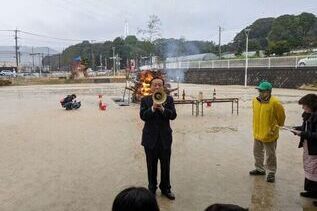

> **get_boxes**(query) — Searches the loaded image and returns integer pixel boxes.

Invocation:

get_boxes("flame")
[138,71,154,97]
[133,70,164,101]
[141,82,151,96]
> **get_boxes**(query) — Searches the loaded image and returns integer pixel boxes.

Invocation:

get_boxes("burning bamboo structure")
[125,69,178,103]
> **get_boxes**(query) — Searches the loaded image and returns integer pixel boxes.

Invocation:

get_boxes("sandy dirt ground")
[0,83,315,211]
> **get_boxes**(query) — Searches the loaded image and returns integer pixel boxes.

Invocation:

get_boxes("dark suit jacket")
[140,95,177,149]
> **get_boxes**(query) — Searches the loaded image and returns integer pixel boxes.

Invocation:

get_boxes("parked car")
[0,70,16,77]
[298,52,317,66]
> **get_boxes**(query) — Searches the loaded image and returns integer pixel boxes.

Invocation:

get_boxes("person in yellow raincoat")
[249,81,285,183]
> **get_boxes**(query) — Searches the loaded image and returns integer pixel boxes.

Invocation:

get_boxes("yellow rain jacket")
[252,96,286,142]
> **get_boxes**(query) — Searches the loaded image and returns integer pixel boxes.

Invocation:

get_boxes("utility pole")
[47,47,50,72]
[40,53,44,77]
[116,54,121,73]
[31,47,34,71]
[38,54,41,76]
[60,48,64,71]
[18,52,21,64]
[218,26,222,59]
[58,53,61,71]
[112,47,116,76]
[14,29,19,68]
[244,28,251,87]
[90,40,95,71]
[99,54,102,70]
[30,48,40,72]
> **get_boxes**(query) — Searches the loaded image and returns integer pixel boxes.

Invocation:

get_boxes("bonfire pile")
[126,69,177,103]
[70,59,88,79]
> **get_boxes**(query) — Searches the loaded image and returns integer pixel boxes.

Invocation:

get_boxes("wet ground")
[0,83,316,211]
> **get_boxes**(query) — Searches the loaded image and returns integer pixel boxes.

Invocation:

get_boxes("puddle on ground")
[206,127,238,133]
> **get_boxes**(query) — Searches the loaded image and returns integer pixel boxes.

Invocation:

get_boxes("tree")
[269,13,317,49]
[230,13,317,54]
[268,41,290,56]
[299,12,316,37]
[233,18,274,53]
[125,35,138,46]
[138,15,162,42]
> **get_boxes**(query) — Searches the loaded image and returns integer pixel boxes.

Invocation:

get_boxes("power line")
[19,30,85,42]
[0,30,15,32]
[0,50,46,54]
[19,36,76,45]
[19,30,107,44]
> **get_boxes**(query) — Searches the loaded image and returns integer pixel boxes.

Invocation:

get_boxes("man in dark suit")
[140,77,177,200]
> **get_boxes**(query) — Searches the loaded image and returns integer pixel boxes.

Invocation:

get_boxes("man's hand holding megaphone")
[151,89,167,112]
[152,103,164,112]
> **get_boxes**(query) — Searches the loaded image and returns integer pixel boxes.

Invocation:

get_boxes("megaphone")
[152,89,167,105]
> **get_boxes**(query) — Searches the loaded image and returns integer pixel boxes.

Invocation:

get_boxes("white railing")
[164,55,310,69]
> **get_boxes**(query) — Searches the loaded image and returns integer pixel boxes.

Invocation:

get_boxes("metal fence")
[164,55,310,69]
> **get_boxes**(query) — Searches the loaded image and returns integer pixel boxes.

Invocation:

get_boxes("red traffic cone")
[98,94,107,111]
[206,102,212,107]
[99,101,107,110]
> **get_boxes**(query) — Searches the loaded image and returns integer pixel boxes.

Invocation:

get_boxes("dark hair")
[298,94,317,112]
[205,204,248,211]
[112,187,159,211]
[150,77,165,86]
[71,94,76,98]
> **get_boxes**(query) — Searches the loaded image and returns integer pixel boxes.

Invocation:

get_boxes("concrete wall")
[165,67,317,88]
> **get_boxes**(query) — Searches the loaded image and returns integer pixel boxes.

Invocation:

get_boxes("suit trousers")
[144,139,171,192]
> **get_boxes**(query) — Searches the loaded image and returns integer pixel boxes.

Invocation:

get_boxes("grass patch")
[0,79,12,86]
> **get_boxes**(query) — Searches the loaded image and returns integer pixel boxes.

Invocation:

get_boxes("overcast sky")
[0,0,316,51]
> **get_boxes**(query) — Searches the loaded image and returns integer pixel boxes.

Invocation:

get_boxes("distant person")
[140,77,177,200]
[205,203,248,211]
[60,94,81,110]
[249,81,285,183]
[12,70,16,77]
[112,187,159,211]
[292,94,317,200]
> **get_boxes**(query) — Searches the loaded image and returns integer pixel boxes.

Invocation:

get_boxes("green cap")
[256,81,272,91]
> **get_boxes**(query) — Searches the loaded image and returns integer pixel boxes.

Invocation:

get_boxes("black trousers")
[305,178,317,192]
[144,141,171,192]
